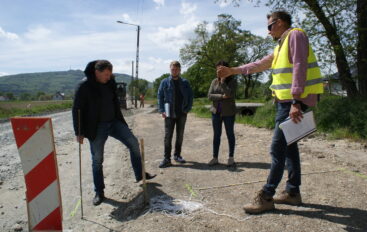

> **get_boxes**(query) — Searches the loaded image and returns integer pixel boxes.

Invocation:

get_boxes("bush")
[236,100,276,129]
[315,95,367,139]
[191,95,367,141]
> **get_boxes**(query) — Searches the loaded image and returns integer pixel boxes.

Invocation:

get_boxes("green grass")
[235,100,276,129]
[191,95,367,141]
[314,95,367,140]
[191,105,211,118]
[0,100,72,119]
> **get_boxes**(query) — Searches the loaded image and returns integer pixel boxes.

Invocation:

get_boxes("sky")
[0,0,272,82]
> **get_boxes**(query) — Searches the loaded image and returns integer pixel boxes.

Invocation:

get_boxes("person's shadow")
[172,160,270,173]
[275,203,367,232]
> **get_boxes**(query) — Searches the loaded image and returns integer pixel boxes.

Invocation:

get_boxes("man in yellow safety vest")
[217,10,323,214]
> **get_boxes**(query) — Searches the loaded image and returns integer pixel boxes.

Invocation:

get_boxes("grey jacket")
[208,77,237,117]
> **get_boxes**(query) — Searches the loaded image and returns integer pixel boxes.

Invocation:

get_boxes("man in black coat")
[72,60,155,206]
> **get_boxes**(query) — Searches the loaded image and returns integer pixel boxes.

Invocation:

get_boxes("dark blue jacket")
[157,76,193,115]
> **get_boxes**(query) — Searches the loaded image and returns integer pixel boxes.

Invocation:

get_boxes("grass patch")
[192,95,367,141]
[236,100,276,129]
[314,95,367,139]
[193,98,211,106]
[191,105,211,118]
[0,100,72,119]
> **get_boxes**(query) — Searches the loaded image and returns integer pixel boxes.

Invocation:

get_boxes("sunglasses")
[267,20,278,31]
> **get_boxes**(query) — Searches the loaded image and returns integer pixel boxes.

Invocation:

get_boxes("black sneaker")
[159,158,172,168]
[93,193,105,206]
[136,172,157,182]
[174,155,186,163]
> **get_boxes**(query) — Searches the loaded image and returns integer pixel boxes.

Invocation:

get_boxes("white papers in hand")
[279,110,316,145]
[164,103,170,117]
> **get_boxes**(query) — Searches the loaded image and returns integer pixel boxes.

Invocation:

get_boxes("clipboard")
[279,110,317,145]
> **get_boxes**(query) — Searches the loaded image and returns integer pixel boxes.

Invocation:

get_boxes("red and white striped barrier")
[11,117,63,231]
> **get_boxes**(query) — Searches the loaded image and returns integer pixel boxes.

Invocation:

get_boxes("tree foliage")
[180,14,273,98]
[219,0,367,98]
[152,73,170,97]
[128,79,149,98]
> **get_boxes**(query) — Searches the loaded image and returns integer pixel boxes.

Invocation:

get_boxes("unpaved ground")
[0,106,366,232]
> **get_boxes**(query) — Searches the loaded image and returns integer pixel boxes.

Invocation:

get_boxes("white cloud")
[149,17,199,52]
[217,0,231,8]
[0,72,9,76]
[113,57,169,81]
[180,1,197,16]
[206,22,215,33]
[152,0,165,9]
[120,13,139,25]
[25,25,52,40]
[0,27,19,40]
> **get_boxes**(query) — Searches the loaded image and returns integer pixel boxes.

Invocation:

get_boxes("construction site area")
[0,106,366,232]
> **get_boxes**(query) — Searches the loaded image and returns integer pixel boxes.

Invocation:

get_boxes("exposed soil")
[0,105,366,232]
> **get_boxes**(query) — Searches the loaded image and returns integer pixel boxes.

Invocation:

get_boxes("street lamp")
[116,20,140,108]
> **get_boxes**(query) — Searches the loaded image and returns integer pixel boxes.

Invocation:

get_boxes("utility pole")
[135,25,140,108]
[131,61,134,108]
[116,20,140,108]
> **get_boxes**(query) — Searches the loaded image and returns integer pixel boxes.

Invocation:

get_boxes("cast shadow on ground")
[274,203,367,232]
[103,182,170,223]
[172,160,270,173]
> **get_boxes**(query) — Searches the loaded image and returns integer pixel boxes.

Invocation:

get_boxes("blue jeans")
[88,120,142,194]
[212,113,235,158]
[164,114,187,159]
[263,102,307,196]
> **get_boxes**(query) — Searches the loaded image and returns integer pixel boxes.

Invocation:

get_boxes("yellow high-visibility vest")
[270,28,324,100]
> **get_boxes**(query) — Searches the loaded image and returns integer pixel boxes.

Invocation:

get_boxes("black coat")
[72,60,127,140]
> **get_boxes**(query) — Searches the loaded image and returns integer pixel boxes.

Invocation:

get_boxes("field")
[0,100,72,119]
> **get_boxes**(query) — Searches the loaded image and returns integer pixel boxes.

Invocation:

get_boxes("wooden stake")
[78,110,84,219]
[140,138,148,205]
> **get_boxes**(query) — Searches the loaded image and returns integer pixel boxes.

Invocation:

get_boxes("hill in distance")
[0,70,133,96]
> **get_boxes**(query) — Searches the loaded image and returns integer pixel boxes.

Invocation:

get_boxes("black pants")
[164,114,187,159]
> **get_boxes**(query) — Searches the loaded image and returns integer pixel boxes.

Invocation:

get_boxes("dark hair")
[216,60,233,83]
[170,60,181,69]
[216,60,229,67]
[95,60,113,72]
[267,10,292,27]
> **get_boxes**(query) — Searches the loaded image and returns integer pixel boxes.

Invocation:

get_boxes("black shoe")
[136,172,157,182]
[174,155,186,163]
[93,193,105,206]
[159,158,172,168]
[146,172,157,180]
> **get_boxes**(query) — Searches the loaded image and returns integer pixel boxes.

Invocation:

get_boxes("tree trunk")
[303,0,359,97]
[243,74,251,99]
[357,0,367,97]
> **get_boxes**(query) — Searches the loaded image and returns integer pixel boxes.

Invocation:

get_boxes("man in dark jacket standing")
[157,61,193,168]
[72,60,155,206]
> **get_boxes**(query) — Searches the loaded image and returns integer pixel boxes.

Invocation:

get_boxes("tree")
[20,93,32,101]
[180,14,273,98]
[182,63,213,97]
[153,73,170,97]
[36,91,46,100]
[5,92,15,100]
[129,79,149,99]
[220,0,367,98]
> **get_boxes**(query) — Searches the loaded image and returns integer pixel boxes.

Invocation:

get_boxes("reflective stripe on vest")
[270,28,324,100]
[271,61,319,75]
[270,78,324,90]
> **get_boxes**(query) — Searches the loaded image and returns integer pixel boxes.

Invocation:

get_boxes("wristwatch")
[291,99,302,105]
